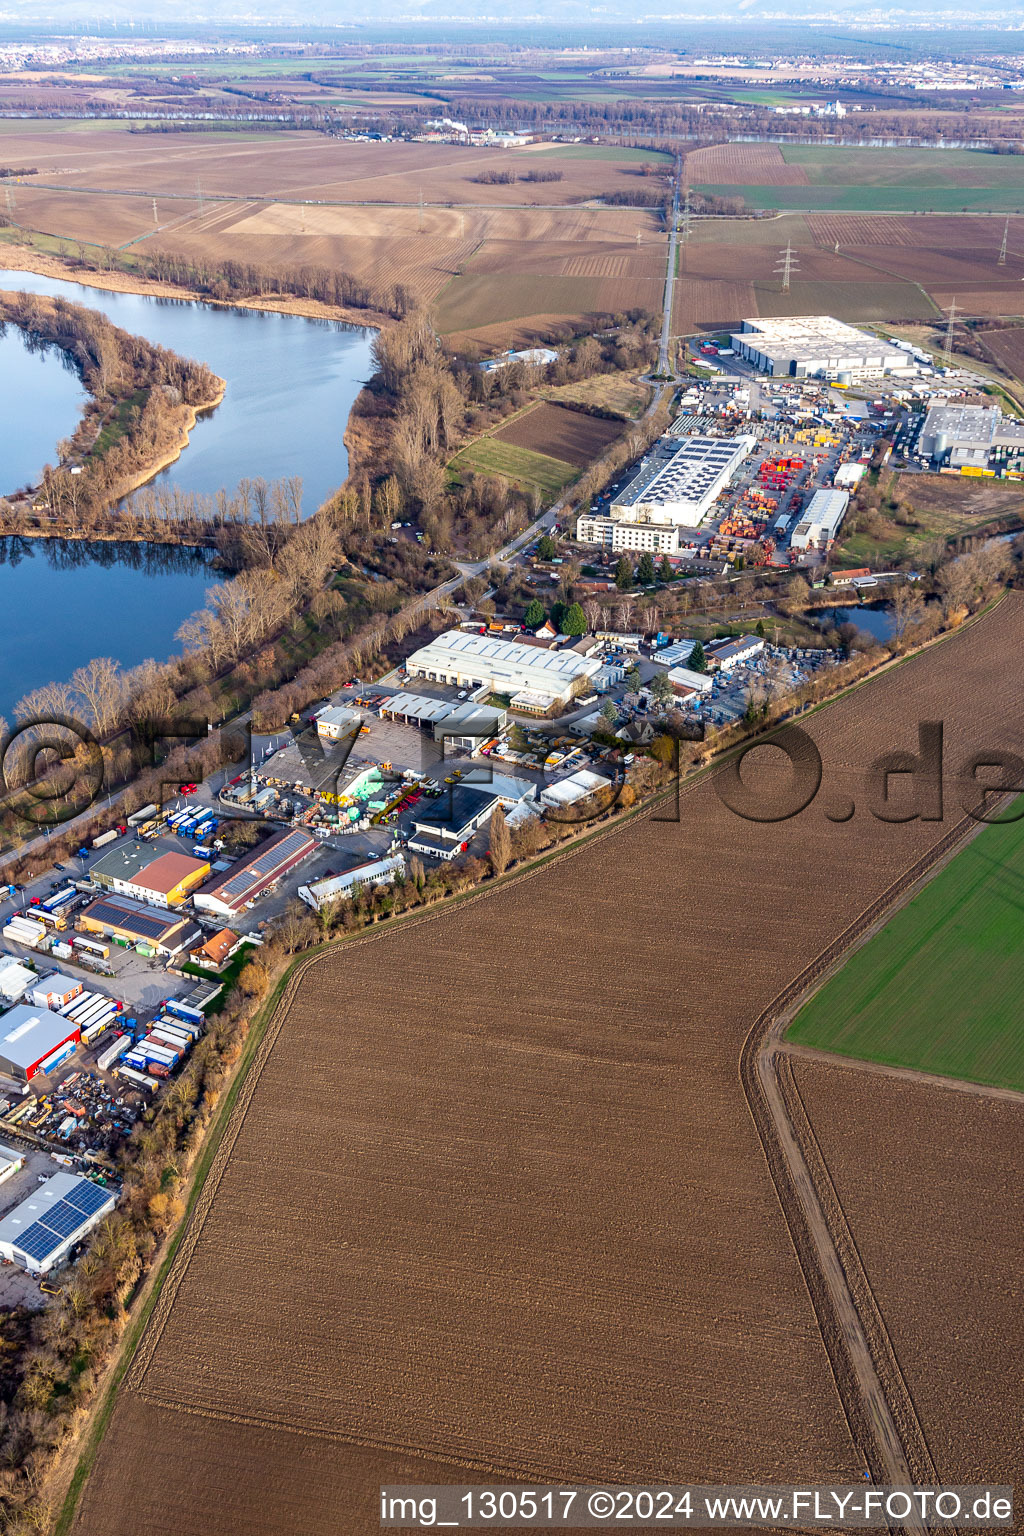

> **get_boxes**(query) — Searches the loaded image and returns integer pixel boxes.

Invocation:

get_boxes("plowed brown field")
[685,142,810,186]
[69,595,1024,1536]
[978,324,1024,381]
[491,401,622,465]
[673,276,758,333]
[791,1057,1024,1494]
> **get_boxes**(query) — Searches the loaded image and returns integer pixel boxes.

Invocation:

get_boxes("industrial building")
[667,665,714,694]
[538,769,611,811]
[0,1145,24,1187]
[606,434,755,530]
[193,828,316,919]
[917,403,1024,469]
[731,317,914,381]
[314,705,361,742]
[574,515,681,554]
[0,957,35,1003]
[405,630,601,709]
[90,845,210,907]
[77,895,202,957]
[298,854,406,911]
[706,635,766,670]
[0,1004,80,1083]
[790,489,850,552]
[29,973,83,1011]
[407,785,504,861]
[377,692,507,747]
[0,1171,117,1274]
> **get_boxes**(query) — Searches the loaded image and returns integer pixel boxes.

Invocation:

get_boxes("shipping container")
[91,829,118,849]
[74,936,110,960]
[81,1020,109,1045]
[97,1035,132,1072]
[127,803,159,827]
[117,1065,158,1092]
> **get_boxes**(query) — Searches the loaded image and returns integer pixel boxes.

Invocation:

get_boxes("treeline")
[0,166,36,177]
[21,241,417,322]
[0,476,306,560]
[0,290,223,518]
[472,168,564,184]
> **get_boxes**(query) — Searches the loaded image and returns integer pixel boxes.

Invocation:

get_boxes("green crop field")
[449,437,577,495]
[781,144,1024,187]
[697,183,1024,212]
[788,805,1024,1090]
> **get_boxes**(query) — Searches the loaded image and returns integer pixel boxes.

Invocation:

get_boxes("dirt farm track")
[69,597,1024,1536]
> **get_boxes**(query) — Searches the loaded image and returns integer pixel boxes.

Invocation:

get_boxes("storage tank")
[932,431,949,462]
[837,371,854,389]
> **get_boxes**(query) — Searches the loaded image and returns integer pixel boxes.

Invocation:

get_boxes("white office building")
[405,630,601,707]
[731,317,914,381]
[575,515,680,554]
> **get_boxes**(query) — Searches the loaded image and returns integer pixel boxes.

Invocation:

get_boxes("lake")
[0,267,375,513]
[0,267,375,716]
[822,604,897,641]
[0,320,87,494]
[0,537,223,726]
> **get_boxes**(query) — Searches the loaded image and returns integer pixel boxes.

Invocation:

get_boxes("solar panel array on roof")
[216,831,311,901]
[18,1222,60,1264]
[82,899,174,941]
[13,1182,111,1264]
[65,1180,111,1218]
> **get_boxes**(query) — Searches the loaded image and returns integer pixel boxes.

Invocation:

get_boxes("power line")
[775,239,798,293]
[942,297,958,368]
[998,215,1009,266]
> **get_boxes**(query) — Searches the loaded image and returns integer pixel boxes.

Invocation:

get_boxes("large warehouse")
[91,844,210,907]
[0,1171,117,1274]
[606,433,755,529]
[731,317,914,380]
[918,403,1024,468]
[0,1004,80,1082]
[405,630,601,708]
[790,489,850,551]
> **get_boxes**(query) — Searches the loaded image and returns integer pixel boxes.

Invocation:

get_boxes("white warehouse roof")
[405,630,601,703]
[732,316,912,379]
[611,435,755,528]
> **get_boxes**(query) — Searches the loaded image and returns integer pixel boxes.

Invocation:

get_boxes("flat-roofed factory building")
[0,1004,81,1083]
[606,434,755,530]
[0,1172,117,1274]
[404,630,601,710]
[731,316,914,380]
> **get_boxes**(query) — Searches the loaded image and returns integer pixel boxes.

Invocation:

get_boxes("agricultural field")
[69,595,1024,1536]
[448,435,577,495]
[792,1060,1024,1494]
[489,400,622,467]
[0,122,670,317]
[542,370,651,419]
[788,805,1024,1089]
[976,323,1024,382]
[690,145,1024,212]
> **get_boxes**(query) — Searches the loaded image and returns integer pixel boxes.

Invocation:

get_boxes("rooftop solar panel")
[39,1200,86,1240]
[85,900,174,941]
[64,1180,112,1218]
[17,1221,61,1263]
